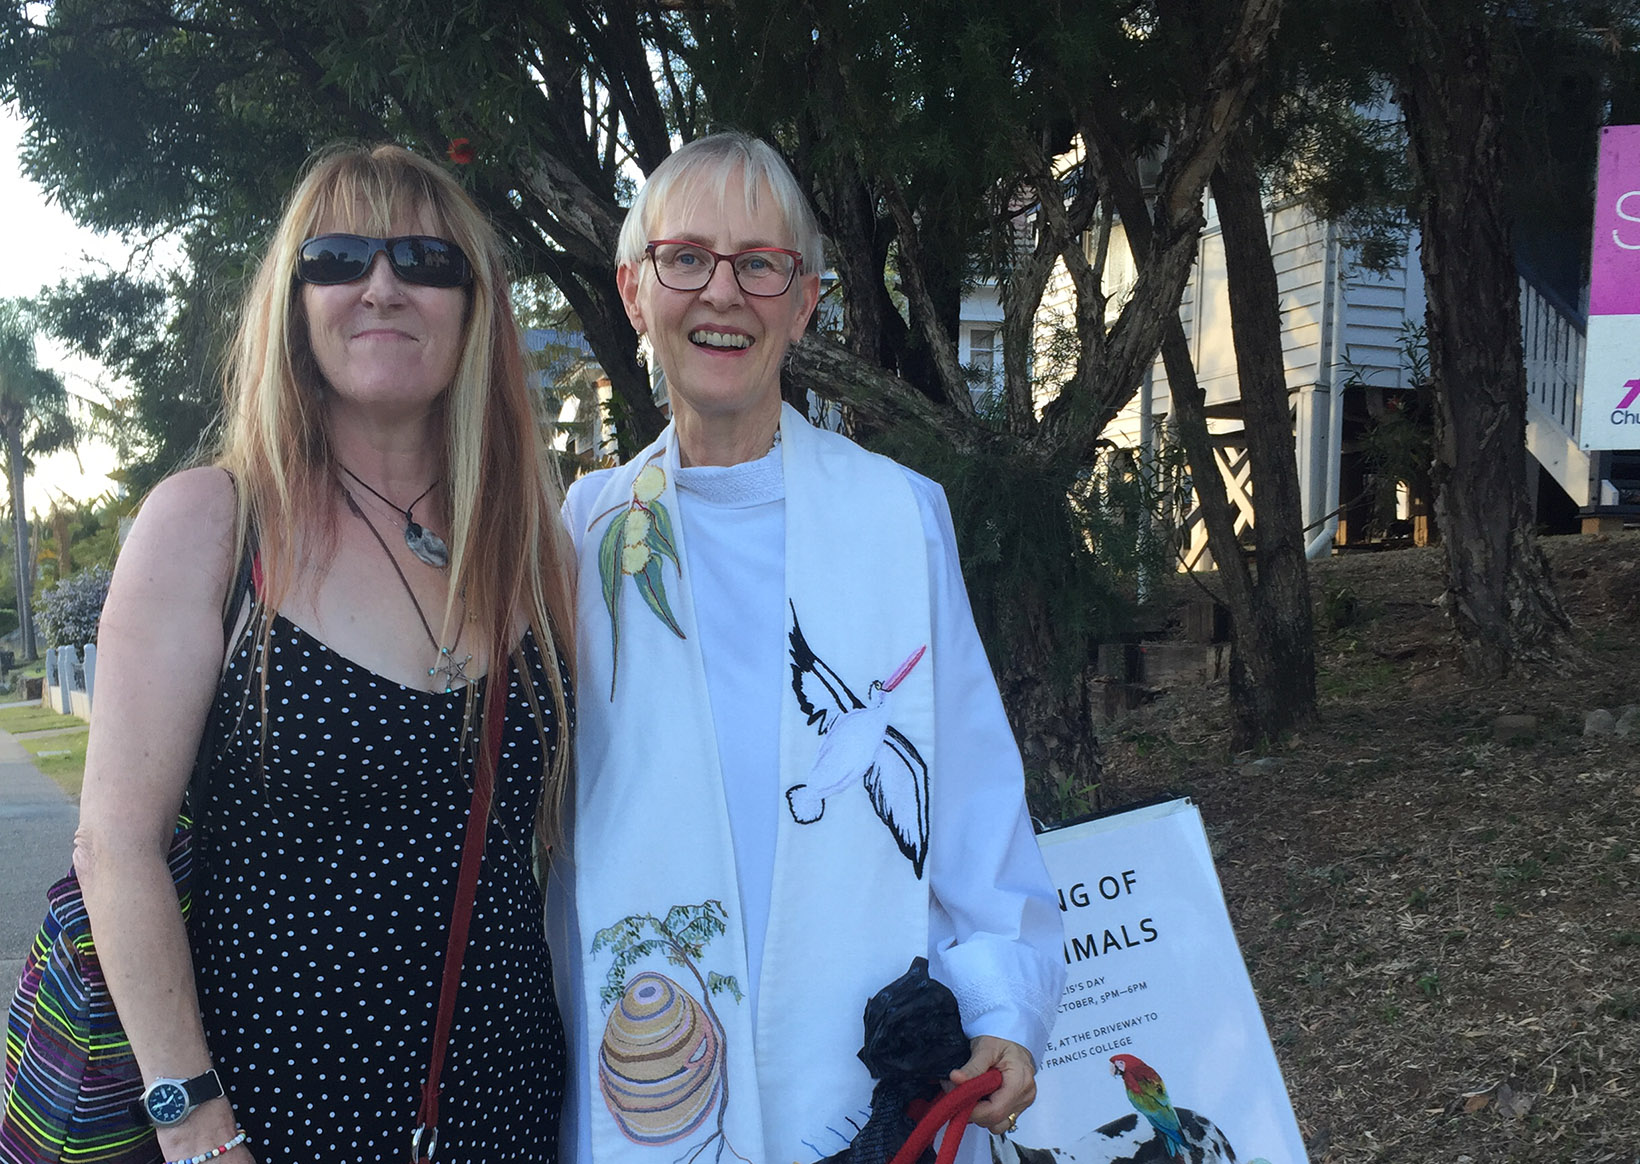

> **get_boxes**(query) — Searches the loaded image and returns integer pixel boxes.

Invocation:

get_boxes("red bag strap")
[887,1068,1003,1164]
[410,663,509,1163]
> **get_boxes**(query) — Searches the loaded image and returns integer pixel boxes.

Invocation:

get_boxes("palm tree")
[0,299,77,661]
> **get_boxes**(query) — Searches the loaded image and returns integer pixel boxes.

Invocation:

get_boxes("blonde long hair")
[218,142,575,847]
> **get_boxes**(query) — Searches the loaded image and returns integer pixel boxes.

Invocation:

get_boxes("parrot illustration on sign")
[787,604,930,877]
[1110,1053,1187,1161]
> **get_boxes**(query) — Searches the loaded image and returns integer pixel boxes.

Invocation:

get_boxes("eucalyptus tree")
[3,0,678,462]
[684,0,1286,779]
[2,0,1285,809]
[1373,0,1638,678]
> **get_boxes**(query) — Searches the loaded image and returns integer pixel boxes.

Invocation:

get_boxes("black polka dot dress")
[190,613,567,1162]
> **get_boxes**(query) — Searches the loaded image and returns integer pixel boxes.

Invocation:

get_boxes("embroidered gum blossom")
[690,328,752,350]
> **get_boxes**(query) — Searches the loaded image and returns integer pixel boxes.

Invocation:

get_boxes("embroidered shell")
[598,971,724,1145]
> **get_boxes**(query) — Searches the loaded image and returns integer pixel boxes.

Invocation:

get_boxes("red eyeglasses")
[645,240,804,297]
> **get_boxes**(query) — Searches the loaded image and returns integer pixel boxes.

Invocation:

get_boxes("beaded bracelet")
[164,1129,249,1164]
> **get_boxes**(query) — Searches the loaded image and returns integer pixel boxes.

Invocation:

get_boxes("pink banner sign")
[1590,125,1640,316]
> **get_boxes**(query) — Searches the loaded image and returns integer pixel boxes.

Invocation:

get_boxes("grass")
[0,703,89,798]
[0,704,86,735]
[18,729,89,798]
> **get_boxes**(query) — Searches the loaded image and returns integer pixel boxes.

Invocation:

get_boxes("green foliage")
[1249,0,1417,273]
[5,0,671,475]
[870,421,1173,691]
[0,297,81,658]
[24,0,1625,771]
[1601,991,1638,1021]
[35,495,131,589]
[1495,858,1544,884]
[34,565,112,647]
[589,900,739,1012]
[39,257,238,492]
[0,300,77,465]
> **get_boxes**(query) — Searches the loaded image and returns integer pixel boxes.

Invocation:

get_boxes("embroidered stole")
[571,404,936,1164]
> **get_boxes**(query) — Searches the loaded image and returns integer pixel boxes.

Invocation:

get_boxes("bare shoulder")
[134,466,238,529]
[111,467,239,623]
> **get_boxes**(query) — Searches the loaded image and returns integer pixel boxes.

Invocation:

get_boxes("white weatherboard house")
[1015,175,1637,569]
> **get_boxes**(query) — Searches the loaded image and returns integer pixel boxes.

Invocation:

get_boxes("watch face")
[145,1081,190,1125]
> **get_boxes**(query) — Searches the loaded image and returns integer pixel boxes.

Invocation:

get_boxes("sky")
[1,103,136,512]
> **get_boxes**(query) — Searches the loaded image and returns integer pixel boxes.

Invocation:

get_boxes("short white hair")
[616,132,824,276]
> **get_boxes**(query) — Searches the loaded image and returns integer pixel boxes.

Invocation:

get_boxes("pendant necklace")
[340,486,472,692]
[338,464,450,569]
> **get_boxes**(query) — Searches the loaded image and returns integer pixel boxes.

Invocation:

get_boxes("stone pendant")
[405,521,450,569]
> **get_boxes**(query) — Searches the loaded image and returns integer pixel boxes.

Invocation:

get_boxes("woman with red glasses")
[68,145,574,1162]
[553,132,1063,1164]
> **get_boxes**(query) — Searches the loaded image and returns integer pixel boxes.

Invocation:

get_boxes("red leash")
[887,1068,1004,1164]
[411,672,508,1163]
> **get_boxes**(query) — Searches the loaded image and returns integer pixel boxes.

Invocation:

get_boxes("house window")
[969,328,999,403]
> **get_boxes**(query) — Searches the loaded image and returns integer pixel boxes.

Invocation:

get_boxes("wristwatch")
[129,1069,225,1127]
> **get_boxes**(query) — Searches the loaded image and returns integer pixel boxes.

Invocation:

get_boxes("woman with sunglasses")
[553,133,1064,1164]
[72,144,573,1163]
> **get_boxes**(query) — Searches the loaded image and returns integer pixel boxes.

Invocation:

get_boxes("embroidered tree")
[592,900,746,1164]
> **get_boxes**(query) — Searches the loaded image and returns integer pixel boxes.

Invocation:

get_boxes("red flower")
[447,138,475,165]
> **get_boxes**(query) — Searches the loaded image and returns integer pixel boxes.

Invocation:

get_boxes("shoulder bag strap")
[185,531,258,819]
[181,482,258,917]
[412,651,509,1164]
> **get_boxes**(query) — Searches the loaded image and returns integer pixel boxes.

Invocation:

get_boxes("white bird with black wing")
[786,606,931,878]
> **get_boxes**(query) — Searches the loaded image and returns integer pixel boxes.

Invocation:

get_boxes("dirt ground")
[1097,532,1640,1163]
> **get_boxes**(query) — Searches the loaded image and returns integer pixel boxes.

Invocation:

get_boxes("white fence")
[42,644,96,721]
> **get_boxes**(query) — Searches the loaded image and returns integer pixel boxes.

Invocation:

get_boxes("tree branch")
[786,333,979,453]
[879,182,976,418]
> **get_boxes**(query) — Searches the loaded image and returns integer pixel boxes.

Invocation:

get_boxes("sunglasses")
[296,234,473,288]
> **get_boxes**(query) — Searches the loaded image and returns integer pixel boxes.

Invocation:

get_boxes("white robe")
[555,435,1065,1164]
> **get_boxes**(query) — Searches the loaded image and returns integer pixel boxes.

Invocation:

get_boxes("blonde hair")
[616,132,824,275]
[218,142,575,847]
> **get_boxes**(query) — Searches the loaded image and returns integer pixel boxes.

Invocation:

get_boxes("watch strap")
[183,1069,225,1108]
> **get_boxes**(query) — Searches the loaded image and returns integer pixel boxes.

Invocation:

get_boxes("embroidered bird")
[1110,1054,1187,1161]
[787,605,931,878]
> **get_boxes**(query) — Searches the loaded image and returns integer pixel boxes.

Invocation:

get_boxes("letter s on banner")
[1614,190,1640,249]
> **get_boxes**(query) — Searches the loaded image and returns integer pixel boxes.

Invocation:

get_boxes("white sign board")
[999,799,1307,1164]
[1581,124,1640,449]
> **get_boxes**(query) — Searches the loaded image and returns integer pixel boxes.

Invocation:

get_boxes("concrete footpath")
[0,718,79,990]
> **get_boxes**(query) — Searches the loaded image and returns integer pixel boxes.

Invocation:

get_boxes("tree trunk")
[1212,142,1318,744]
[1389,4,1573,677]
[992,592,1103,823]
[6,428,35,660]
[1157,322,1271,744]
[1093,107,1315,749]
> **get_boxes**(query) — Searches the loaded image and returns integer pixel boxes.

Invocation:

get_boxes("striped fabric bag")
[3,521,251,1164]
[0,820,193,1164]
